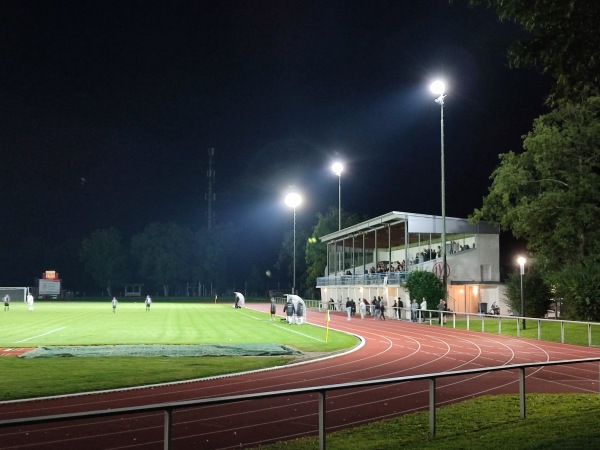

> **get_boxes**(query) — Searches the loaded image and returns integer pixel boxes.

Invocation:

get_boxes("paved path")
[2,305,600,449]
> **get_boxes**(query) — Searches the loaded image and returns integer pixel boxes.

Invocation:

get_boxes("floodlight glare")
[430,80,446,95]
[331,161,343,177]
[285,192,302,208]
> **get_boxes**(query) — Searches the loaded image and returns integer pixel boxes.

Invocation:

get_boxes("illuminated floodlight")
[429,80,446,96]
[331,161,343,177]
[285,191,302,209]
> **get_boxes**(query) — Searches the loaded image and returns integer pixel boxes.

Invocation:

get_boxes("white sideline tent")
[233,292,245,308]
[285,294,306,324]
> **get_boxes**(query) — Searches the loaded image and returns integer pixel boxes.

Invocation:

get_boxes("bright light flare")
[285,191,302,208]
[429,80,446,96]
[331,161,343,176]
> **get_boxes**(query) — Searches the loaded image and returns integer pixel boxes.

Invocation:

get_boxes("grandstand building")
[316,211,505,317]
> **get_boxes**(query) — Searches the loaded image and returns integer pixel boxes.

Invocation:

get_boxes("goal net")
[0,287,28,302]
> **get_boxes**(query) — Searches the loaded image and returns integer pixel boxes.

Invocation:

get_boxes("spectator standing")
[411,299,418,322]
[438,299,445,324]
[373,297,381,320]
[364,298,371,316]
[420,297,428,323]
[359,299,367,319]
[285,299,295,324]
[346,298,352,320]
[270,297,277,321]
[296,300,304,324]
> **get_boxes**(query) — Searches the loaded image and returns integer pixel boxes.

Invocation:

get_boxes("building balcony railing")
[316,272,408,287]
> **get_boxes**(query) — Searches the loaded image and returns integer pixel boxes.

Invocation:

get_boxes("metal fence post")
[519,368,526,420]
[319,390,326,450]
[429,378,436,437]
[164,408,172,450]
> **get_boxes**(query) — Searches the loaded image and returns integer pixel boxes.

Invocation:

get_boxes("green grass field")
[0,301,354,350]
[0,301,357,400]
[429,315,600,347]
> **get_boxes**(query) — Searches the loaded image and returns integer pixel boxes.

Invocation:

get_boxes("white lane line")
[15,327,66,343]
[274,324,323,341]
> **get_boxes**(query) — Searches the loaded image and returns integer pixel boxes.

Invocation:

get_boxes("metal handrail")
[2,357,599,450]
[389,308,600,347]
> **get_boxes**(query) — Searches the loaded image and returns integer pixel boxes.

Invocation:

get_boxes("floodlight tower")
[518,256,527,330]
[331,161,343,231]
[285,189,302,295]
[206,147,216,229]
[430,80,447,301]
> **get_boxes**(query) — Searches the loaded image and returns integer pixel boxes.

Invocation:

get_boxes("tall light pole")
[518,256,526,330]
[331,161,343,231]
[285,189,302,295]
[430,79,447,301]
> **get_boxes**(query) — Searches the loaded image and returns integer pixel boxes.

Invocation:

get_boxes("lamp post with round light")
[331,161,343,231]
[285,189,302,295]
[518,256,526,330]
[430,79,447,300]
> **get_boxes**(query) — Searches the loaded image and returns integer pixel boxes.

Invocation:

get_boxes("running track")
[2,304,600,449]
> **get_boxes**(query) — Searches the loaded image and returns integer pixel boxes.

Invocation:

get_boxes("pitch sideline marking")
[15,327,66,343]
[274,323,323,341]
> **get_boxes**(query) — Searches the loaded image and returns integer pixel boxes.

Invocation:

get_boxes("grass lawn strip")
[259,393,600,449]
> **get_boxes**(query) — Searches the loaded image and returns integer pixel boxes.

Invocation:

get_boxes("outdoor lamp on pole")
[285,189,302,295]
[430,79,447,301]
[518,256,526,330]
[331,161,343,231]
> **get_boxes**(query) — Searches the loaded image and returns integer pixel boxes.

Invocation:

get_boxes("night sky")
[1,1,550,286]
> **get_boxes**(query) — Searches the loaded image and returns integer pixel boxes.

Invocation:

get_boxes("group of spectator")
[340,295,406,321]
[409,297,449,323]
[329,296,451,324]
[367,260,407,274]
[412,241,477,265]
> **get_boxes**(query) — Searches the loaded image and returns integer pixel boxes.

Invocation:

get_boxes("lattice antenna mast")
[206,147,216,229]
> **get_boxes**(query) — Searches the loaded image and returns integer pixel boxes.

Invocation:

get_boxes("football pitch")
[0,302,357,400]
[0,301,356,351]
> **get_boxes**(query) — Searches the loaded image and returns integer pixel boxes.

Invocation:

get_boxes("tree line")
[469,0,600,320]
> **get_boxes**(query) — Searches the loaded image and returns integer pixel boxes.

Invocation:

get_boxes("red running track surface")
[1,304,600,449]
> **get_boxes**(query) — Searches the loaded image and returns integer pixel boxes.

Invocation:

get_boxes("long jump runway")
[2,305,600,449]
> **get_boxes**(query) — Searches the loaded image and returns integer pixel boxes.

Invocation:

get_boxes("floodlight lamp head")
[285,191,302,209]
[331,161,343,177]
[430,80,446,96]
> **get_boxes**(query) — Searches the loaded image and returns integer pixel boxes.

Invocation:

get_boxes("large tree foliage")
[504,266,552,318]
[79,228,126,296]
[473,98,600,320]
[405,271,445,305]
[472,98,600,273]
[471,0,600,103]
[130,222,194,297]
[554,256,600,321]
[190,224,237,294]
[304,207,364,299]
